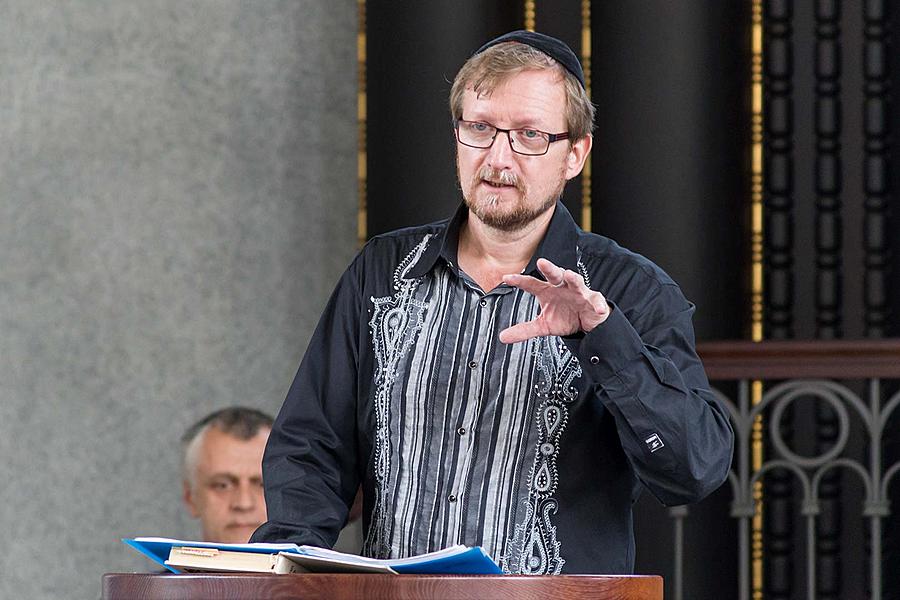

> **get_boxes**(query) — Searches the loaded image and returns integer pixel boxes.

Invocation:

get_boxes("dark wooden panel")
[863,0,892,338]
[762,2,798,596]
[764,0,796,341]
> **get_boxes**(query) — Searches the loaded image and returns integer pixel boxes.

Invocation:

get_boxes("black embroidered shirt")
[252,202,734,574]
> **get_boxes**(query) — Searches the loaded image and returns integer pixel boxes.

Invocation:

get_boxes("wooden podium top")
[102,572,662,599]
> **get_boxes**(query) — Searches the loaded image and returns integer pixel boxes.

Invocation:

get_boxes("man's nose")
[485,130,516,169]
[231,481,258,511]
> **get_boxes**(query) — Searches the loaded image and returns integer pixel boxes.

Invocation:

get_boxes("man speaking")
[252,31,734,575]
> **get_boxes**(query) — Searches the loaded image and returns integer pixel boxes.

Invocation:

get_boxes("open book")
[164,545,396,574]
[123,537,502,575]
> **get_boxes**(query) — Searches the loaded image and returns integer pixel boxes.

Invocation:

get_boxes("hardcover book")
[163,546,394,574]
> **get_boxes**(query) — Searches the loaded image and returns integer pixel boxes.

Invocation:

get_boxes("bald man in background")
[181,406,364,549]
[181,407,273,544]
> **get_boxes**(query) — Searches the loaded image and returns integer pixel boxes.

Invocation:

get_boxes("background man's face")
[182,426,269,543]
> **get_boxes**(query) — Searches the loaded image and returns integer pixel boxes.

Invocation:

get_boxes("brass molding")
[581,0,592,232]
[751,0,764,344]
[357,0,367,248]
[750,1,764,598]
[524,0,535,31]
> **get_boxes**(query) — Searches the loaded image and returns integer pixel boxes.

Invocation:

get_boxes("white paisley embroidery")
[500,336,581,575]
[364,234,432,558]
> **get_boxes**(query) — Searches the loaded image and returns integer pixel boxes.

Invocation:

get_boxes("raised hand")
[499,257,610,344]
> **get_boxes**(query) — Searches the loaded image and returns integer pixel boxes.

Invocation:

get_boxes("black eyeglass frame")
[453,119,570,156]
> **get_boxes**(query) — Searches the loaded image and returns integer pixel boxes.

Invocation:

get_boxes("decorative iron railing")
[671,340,900,600]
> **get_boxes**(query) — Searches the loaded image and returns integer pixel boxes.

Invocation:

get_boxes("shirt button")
[480,299,488,307]
[448,494,457,503]
[457,427,466,435]
[468,360,478,369]
[590,356,600,365]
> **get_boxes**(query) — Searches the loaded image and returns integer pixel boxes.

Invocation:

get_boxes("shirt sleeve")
[250,253,365,547]
[566,283,734,506]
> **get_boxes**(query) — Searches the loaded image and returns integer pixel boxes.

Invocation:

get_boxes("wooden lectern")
[102,573,662,599]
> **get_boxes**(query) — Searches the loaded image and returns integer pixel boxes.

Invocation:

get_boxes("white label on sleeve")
[644,433,664,453]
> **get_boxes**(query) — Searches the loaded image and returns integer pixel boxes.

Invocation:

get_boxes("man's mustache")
[475,166,525,192]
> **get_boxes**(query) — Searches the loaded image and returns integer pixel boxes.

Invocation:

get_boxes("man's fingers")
[536,258,565,286]
[502,273,548,294]
[563,268,587,290]
[499,321,544,344]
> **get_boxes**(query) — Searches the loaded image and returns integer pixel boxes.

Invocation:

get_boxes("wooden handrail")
[696,339,900,380]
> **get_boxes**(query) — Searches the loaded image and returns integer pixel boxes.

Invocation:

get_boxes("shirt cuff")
[563,301,644,381]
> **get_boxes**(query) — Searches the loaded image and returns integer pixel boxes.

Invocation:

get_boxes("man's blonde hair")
[449,42,595,141]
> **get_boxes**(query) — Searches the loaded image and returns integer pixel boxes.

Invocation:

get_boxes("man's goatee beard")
[463,165,562,232]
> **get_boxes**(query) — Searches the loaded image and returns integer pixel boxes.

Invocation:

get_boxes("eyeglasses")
[454,119,569,156]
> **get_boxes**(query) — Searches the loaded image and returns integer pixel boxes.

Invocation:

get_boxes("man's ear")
[183,479,200,518]
[564,134,593,180]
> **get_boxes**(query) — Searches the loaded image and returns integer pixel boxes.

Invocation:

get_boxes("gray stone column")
[0,2,357,598]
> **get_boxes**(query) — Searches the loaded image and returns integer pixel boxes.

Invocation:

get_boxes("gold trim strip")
[750,0,763,340]
[357,0,367,248]
[750,0,764,598]
[581,0,592,232]
[524,0,535,31]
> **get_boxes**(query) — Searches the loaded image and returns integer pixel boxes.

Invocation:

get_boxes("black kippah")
[475,30,586,89]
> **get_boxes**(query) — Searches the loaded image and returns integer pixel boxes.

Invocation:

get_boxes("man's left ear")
[183,480,201,518]
[565,134,593,180]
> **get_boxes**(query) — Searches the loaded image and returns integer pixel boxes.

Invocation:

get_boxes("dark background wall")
[589,5,747,599]
[367,0,523,235]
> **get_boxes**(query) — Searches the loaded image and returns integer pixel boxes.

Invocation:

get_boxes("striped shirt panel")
[366,258,550,565]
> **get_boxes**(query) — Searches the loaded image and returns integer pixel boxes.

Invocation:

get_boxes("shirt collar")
[520,201,580,277]
[403,203,467,279]
[404,201,581,280]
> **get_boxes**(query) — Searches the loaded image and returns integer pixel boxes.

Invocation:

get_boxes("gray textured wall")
[0,2,357,597]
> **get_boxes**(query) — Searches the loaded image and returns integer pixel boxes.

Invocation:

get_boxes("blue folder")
[123,537,502,575]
